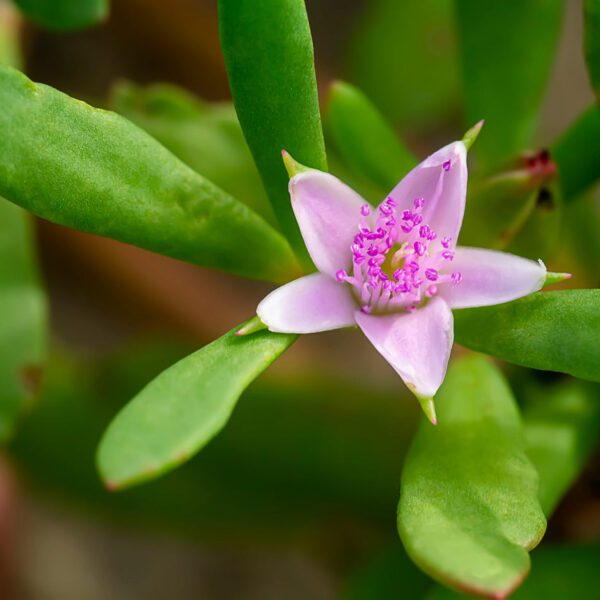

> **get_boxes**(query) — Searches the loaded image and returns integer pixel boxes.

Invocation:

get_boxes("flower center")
[336,195,462,314]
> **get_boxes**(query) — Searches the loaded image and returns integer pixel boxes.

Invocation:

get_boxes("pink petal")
[355,297,454,400]
[257,273,357,334]
[290,170,371,277]
[387,141,467,247]
[440,247,547,309]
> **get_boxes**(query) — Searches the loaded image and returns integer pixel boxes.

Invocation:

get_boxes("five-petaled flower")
[255,137,550,423]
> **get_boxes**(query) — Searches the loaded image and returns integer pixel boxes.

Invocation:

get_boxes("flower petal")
[440,247,547,309]
[290,170,371,277]
[387,141,467,247]
[355,297,454,400]
[257,273,357,334]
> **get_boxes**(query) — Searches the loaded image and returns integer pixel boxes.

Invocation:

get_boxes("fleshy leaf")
[0,66,298,283]
[427,545,600,599]
[523,381,600,516]
[454,291,600,382]
[13,0,108,31]
[456,0,564,166]
[398,355,546,599]
[218,0,328,268]
[0,200,47,441]
[96,321,297,490]
[326,80,416,191]
[553,105,600,202]
[110,81,276,224]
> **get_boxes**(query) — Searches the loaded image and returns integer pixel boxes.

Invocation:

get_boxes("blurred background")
[0,0,598,598]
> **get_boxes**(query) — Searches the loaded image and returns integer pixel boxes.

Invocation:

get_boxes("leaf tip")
[418,396,438,425]
[104,479,120,492]
[463,119,485,151]
[544,271,572,286]
[236,316,267,337]
[282,150,309,178]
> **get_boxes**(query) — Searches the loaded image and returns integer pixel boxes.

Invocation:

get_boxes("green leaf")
[398,355,546,599]
[326,81,416,191]
[13,0,107,31]
[110,81,276,225]
[455,0,564,166]
[346,0,459,129]
[218,0,328,268]
[523,381,600,516]
[427,544,600,599]
[454,291,600,382]
[96,322,297,490]
[585,0,600,99]
[0,200,47,441]
[553,105,600,202]
[0,66,298,283]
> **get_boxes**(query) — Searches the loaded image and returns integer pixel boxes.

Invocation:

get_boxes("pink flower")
[256,139,550,423]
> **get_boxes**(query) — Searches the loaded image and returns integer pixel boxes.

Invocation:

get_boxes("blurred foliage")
[325,80,415,192]
[13,0,108,31]
[10,340,420,545]
[456,0,564,167]
[554,105,600,202]
[0,1,21,68]
[341,542,430,600]
[585,0,600,101]
[0,1,47,443]
[522,380,600,516]
[460,157,561,259]
[0,200,47,441]
[345,0,459,129]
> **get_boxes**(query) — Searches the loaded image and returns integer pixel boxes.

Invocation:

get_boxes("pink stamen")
[335,196,462,314]
[336,269,347,282]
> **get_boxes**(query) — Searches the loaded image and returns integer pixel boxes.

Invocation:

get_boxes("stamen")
[414,241,426,256]
[335,197,462,314]
[425,268,438,281]
[336,269,348,282]
[442,160,451,172]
